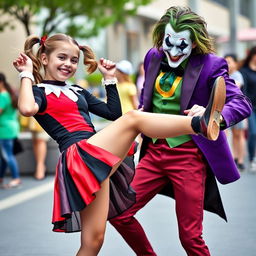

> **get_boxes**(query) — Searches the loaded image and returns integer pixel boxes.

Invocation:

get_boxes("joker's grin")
[166,52,185,62]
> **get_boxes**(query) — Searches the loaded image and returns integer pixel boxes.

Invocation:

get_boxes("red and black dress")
[32,80,136,233]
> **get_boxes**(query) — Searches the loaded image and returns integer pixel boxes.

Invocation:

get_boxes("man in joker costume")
[110,6,251,256]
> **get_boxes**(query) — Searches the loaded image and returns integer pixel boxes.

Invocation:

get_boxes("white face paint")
[162,23,193,68]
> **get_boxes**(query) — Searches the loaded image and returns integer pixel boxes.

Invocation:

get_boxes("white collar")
[37,83,83,102]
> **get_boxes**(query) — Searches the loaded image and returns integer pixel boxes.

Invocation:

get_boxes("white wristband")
[19,71,35,83]
[101,77,118,86]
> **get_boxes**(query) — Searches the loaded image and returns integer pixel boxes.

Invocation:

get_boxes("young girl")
[13,33,225,256]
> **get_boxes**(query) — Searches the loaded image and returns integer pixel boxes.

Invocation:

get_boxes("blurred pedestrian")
[116,60,138,114]
[0,73,21,188]
[240,46,256,172]
[19,115,49,180]
[28,117,49,180]
[134,62,145,100]
[225,54,246,171]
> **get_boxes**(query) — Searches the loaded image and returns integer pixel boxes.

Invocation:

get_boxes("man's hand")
[184,104,205,117]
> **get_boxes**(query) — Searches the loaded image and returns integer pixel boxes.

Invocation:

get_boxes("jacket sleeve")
[210,56,252,128]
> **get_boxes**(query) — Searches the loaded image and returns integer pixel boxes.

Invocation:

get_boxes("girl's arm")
[85,58,122,120]
[83,85,122,120]
[13,53,39,116]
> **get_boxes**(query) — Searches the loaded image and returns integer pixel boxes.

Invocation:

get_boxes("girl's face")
[42,41,79,81]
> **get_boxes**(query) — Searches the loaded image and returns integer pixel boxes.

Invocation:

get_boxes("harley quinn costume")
[32,80,136,233]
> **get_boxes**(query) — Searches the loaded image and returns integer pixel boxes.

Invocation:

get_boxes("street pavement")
[0,167,256,256]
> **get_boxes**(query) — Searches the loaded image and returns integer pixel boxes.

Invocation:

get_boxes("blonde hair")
[24,33,98,84]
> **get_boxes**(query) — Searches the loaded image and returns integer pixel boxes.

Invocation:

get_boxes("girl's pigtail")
[79,45,98,74]
[24,35,43,84]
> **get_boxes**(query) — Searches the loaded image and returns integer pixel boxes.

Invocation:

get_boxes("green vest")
[152,71,191,148]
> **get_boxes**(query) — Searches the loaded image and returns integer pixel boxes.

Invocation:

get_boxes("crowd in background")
[225,47,256,172]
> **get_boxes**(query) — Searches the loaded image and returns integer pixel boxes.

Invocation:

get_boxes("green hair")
[153,6,214,54]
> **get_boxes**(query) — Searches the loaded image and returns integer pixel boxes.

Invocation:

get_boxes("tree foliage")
[0,0,152,37]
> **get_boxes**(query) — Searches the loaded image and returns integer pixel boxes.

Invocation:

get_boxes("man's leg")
[166,141,210,256]
[110,142,168,256]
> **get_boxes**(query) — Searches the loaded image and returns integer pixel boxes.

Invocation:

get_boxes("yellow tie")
[155,72,182,98]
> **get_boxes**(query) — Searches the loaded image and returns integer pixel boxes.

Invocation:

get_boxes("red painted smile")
[166,51,185,62]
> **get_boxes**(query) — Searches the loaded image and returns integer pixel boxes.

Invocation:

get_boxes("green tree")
[0,0,152,37]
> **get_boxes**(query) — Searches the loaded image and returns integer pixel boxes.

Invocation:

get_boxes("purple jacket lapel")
[180,55,204,113]
[143,49,164,110]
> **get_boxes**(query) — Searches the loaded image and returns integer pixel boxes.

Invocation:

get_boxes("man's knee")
[109,214,134,228]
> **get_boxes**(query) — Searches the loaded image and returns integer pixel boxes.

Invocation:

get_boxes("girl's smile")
[42,42,79,81]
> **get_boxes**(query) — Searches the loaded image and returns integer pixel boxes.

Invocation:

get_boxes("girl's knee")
[124,110,139,127]
[81,230,105,251]
[125,109,138,118]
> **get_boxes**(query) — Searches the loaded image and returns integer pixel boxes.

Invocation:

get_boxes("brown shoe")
[191,76,226,140]
[200,76,226,140]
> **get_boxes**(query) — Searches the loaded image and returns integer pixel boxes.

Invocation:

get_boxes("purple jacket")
[140,48,252,185]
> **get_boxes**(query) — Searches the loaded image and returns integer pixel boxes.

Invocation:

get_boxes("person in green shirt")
[0,73,21,188]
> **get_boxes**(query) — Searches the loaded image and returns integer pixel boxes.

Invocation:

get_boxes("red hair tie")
[79,45,83,50]
[40,35,48,46]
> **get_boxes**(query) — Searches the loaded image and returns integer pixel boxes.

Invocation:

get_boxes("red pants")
[110,140,210,256]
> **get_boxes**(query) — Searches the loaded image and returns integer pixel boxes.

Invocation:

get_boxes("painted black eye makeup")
[165,37,173,47]
[178,40,188,51]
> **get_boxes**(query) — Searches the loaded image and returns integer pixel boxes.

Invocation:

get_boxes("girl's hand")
[98,58,116,79]
[13,53,33,73]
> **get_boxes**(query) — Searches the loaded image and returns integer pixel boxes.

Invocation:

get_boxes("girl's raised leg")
[87,111,194,160]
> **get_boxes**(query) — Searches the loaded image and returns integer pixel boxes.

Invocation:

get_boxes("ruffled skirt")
[52,139,136,232]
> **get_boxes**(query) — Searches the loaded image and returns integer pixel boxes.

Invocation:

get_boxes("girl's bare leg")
[77,178,110,256]
[87,111,194,159]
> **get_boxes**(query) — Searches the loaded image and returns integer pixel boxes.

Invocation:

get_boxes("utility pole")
[229,0,239,54]
[250,0,256,27]
[188,0,199,13]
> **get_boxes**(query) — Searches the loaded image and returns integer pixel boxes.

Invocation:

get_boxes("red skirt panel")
[52,139,136,233]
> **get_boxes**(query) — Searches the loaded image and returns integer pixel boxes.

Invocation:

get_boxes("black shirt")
[240,66,256,110]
